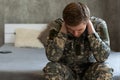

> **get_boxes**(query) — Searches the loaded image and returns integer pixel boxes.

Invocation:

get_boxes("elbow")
[46,49,62,62]
[96,48,111,62]
[47,56,60,62]
[103,47,111,60]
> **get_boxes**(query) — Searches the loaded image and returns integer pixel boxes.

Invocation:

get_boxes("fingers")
[60,22,67,34]
[87,20,96,34]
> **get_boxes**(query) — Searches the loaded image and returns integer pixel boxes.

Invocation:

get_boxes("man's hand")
[87,20,96,34]
[60,22,67,34]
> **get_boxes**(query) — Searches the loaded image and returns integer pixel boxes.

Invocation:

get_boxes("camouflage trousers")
[43,62,113,80]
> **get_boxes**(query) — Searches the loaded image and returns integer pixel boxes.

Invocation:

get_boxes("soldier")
[43,2,113,80]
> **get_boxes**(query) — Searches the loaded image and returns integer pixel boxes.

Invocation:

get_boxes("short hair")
[63,2,90,26]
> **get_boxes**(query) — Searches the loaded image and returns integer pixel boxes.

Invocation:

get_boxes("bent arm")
[45,19,67,62]
[88,20,110,62]
[46,32,67,62]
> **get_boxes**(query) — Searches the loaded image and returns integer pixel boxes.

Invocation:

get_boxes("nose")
[73,31,79,37]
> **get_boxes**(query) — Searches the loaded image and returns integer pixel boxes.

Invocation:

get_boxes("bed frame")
[4,24,47,43]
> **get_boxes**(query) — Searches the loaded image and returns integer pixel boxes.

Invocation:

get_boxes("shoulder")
[90,16,107,30]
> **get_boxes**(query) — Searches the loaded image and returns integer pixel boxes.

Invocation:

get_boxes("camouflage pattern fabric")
[43,16,113,80]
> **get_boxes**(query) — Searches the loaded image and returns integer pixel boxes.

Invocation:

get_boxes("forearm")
[88,32,110,62]
[46,32,67,62]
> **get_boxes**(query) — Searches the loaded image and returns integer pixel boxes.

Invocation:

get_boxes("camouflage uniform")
[43,16,113,80]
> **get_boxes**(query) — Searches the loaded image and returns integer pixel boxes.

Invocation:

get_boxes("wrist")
[87,20,95,34]
[87,28,95,35]
[88,32,100,39]
[60,22,67,34]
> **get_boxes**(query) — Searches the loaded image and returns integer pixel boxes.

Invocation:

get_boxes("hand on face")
[60,22,67,34]
[87,20,96,34]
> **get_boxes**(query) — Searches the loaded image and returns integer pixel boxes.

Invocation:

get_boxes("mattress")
[0,44,49,80]
[106,51,120,80]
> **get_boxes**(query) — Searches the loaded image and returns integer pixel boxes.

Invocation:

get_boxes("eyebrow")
[66,26,82,31]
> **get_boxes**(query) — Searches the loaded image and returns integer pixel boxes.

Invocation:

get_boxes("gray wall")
[0,0,120,51]
[104,0,120,51]
[4,0,104,23]
[0,0,4,46]
[4,0,80,23]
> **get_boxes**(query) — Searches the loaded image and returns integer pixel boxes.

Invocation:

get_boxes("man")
[43,2,113,80]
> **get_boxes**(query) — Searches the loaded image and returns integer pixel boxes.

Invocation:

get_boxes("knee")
[43,62,75,80]
[90,62,113,72]
[43,62,63,73]
[84,62,113,80]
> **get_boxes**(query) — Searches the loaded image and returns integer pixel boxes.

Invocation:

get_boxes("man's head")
[63,2,90,26]
[63,2,90,37]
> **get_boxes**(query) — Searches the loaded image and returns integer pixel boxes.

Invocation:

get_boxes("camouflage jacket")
[45,16,110,66]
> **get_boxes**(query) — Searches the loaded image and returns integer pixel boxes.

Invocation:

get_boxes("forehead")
[66,22,86,30]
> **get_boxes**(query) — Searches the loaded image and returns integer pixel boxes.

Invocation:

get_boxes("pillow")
[38,24,50,46]
[15,28,44,48]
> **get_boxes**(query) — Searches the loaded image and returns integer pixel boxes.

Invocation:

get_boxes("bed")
[0,24,49,80]
[0,24,120,80]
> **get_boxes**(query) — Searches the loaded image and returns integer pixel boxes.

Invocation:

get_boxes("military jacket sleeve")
[45,19,67,62]
[88,17,110,62]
